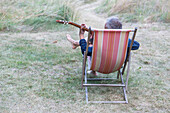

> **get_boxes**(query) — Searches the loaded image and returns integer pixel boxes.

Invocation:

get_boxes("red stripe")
[91,30,130,73]
[98,31,109,73]
[91,31,98,70]
[103,31,115,73]
[108,31,121,72]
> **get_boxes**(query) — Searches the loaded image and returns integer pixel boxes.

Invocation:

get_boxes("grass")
[0,32,83,110]
[0,23,169,112]
[0,0,79,32]
[0,0,170,112]
[83,0,97,4]
[95,0,170,23]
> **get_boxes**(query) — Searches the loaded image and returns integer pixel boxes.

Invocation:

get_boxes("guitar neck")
[56,20,89,32]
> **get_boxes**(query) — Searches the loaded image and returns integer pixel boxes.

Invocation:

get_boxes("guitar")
[53,20,92,43]
[56,20,89,32]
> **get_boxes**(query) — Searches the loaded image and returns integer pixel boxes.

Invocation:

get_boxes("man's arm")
[79,24,93,56]
[128,39,140,50]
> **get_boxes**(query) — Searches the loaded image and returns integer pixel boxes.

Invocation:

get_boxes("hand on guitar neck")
[54,20,90,43]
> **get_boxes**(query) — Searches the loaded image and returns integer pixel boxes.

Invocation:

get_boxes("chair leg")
[81,51,87,88]
[81,57,85,88]
[84,70,128,104]
[117,70,120,79]
[120,70,128,103]
[84,67,89,103]
[125,52,132,92]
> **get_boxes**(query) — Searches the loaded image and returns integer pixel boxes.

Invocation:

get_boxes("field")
[0,0,170,112]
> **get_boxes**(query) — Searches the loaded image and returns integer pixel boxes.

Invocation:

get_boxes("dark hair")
[105,17,122,29]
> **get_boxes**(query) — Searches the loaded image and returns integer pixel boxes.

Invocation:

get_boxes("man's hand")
[79,24,86,35]
[79,24,86,39]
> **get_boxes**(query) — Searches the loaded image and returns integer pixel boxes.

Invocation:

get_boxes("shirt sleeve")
[128,39,140,50]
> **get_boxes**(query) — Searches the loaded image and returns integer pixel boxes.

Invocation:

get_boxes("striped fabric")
[90,29,132,74]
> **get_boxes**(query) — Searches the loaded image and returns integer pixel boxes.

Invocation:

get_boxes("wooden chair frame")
[81,27,137,104]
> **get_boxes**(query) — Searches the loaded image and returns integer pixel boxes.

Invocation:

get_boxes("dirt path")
[77,0,106,28]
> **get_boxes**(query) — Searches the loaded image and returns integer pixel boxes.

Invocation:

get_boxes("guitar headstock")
[56,20,68,24]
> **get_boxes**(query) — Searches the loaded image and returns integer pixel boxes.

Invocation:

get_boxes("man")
[67,17,140,75]
[67,17,123,50]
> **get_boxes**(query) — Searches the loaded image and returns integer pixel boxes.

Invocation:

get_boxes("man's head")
[105,16,122,29]
[89,17,122,44]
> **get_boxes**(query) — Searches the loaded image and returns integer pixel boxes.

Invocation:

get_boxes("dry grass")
[0,0,79,31]
[96,0,170,23]
[0,22,169,113]
[0,0,170,112]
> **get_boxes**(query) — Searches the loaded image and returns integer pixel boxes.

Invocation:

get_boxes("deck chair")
[81,27,137,103]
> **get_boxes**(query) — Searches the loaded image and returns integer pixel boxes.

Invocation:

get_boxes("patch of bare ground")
[0,0,170,112]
